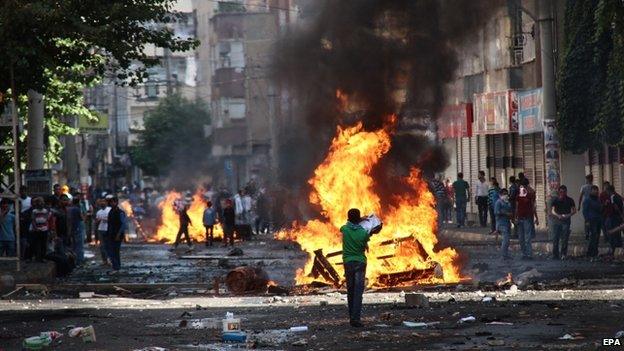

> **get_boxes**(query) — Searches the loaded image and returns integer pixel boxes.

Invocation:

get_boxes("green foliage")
[558,0,624,152]
[0,0,199,173]
[0,0,198,95]
[130,95,211,177]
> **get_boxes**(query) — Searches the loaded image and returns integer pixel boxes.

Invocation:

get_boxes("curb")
[440,229,624,258]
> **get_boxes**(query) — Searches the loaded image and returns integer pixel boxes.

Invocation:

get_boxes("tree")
[130,95,211,177]
[0,0,198,173]
[557,0,624,152]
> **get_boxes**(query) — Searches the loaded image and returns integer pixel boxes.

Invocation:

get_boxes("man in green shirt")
[341,208,369,327]
[452,172,470,228]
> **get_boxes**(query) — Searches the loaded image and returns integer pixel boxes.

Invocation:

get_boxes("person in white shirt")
[475,170,489,227]
[95,198,112,265]
[19,186,32,213]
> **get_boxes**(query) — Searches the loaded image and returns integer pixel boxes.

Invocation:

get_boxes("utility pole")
[26,90,45,170]
[164,48,173,95]
[538,0,561,193]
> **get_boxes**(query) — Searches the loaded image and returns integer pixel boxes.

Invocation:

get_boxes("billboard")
[517,88,543,135]
[437,103,473,139]
[78,111,108,134]
[473,90,517,135]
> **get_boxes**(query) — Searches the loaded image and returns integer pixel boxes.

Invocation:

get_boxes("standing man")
[431,175,448,229]
[515,178,539,260]
[495,189,513,260]
[68,198,85,265]
[452,173,470,228]
[0,199,16,257]
[550,185,576,260]
[579,174,594,240]
[95,198,111,265]
[222,199,236,246]
[30,197,54,262]
[603,185,623,256]
[475,171,489,227]
[202,200,217,247]
[583,185,602,259]
[444,178,454,223]
[487,177,500,234]
[106,196,126,273]
[341,208,369,327]
[19,186,33,259]
[508,176,519,238]
[172,202,194,250]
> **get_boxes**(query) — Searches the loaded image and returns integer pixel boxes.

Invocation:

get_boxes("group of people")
[171,187,270,250]
[433,170,624,261]
[0,184,127,275]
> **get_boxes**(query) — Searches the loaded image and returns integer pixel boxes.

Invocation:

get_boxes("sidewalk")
[438,222,624,258]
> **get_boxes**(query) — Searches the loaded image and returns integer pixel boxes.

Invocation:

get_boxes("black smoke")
[274,0,499,199]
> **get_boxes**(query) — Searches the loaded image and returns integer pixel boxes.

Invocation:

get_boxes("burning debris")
[276,122,461,288]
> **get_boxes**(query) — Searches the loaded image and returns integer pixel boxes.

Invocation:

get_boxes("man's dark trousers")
[345,261,366,323]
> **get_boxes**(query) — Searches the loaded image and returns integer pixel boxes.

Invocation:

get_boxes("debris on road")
[289,326,308,332]
[228,248,244,256]
[405,293,429,308]
[487,321,514,326]
[222,331,247,343]
[68,325,96,342]
[459,316,476,323]
[225,266,269,295]
[222,312,241,332]
[496,273,514,287]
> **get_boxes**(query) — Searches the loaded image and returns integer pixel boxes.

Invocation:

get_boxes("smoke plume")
[274,0,499,197]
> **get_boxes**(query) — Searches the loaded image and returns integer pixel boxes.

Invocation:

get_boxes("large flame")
[276,122,461,287]
[152,190,223,243]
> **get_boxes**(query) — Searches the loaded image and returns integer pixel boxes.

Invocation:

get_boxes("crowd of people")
[0,184,127,275]
[170,186,271,250]
[431,172,622,261]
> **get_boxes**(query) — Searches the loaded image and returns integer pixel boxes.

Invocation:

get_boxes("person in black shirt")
[172,203,194,250]
[222,199,236,247]
[106,196,126,273]
[550,185,577,260]
[604,185,623,255]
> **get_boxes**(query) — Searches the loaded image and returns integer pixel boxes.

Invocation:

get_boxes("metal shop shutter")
[493,134,506,185]
[469,135,479,214]
[533,133,547,226]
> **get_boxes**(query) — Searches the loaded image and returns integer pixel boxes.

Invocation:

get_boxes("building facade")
[439,0,596,234]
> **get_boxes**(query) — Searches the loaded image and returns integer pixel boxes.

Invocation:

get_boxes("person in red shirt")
[515,178,539,259]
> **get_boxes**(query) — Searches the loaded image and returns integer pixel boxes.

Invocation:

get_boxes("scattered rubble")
[405,293,429,308]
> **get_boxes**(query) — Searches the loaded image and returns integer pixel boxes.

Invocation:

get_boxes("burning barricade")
[276,122,462,288]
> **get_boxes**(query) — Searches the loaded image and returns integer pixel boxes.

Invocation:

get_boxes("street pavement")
[1,228,624,350]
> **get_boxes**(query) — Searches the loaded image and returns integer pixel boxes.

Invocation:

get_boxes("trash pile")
[22,325,95,350]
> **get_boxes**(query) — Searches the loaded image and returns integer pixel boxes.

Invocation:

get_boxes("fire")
[276,122,461,287]
[152,190,223,243]
[119,200,133,217]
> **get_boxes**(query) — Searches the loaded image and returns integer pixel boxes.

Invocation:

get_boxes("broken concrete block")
[405,293,429,308]
[0,274,15,294]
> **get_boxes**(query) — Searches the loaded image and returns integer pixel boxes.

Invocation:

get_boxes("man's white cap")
[105,194,114,199]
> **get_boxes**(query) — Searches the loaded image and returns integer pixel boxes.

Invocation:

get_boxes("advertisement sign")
[518,88,543,135]
[24,169,52,197]
[544,121,560,193]
[437,103,473,139]
[473,91,515,134]
[78,111,108,134]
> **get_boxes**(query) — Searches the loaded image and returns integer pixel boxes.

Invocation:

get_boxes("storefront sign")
[518,88,543,135]
[543,121,560,193]
[437,103,473,139]
[78,111,108,134]
[473,90,517,134]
